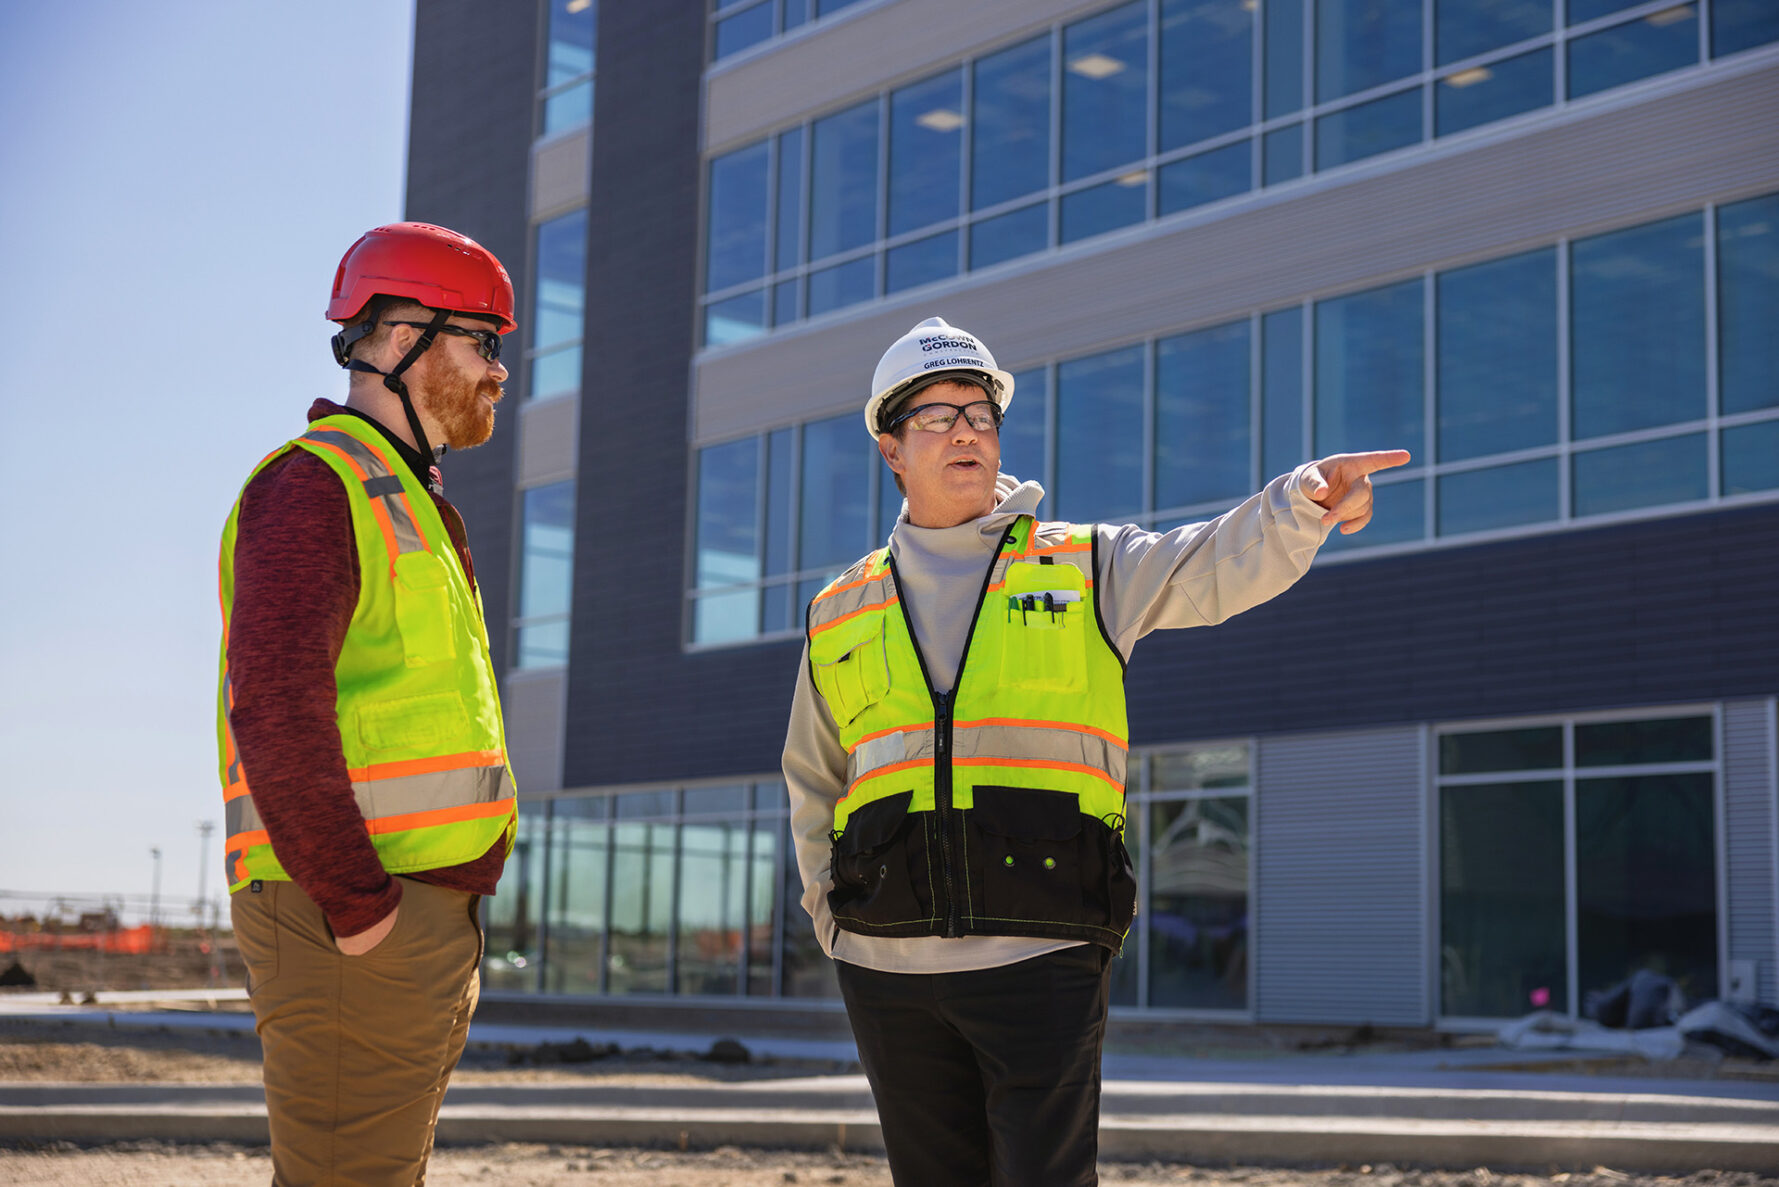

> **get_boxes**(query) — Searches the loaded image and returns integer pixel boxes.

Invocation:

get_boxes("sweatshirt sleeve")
[226,452,402,939]
[781,644,850,957]
[1095,463,1333,657]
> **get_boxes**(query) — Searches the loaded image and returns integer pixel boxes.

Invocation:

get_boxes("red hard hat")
[326,222,516,333]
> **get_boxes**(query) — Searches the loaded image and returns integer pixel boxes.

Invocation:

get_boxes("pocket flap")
[838,791,912,852]
[970,786,1083,841]
[809,605,887,665]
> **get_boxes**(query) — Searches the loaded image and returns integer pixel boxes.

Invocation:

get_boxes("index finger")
[1348,449,1412,475]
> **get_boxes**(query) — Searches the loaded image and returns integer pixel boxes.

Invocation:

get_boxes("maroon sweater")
[226,400,505,938]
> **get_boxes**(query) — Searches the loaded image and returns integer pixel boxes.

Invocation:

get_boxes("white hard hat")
[864,316,1016,439]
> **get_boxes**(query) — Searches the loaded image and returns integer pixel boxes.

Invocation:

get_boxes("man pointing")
[782,316,1408,1186]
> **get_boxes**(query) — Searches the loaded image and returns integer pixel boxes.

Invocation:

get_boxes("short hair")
[341,296,436,363]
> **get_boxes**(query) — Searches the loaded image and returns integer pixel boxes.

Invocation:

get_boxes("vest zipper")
[934,689,960,937]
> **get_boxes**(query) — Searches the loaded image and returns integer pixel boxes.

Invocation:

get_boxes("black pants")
[836,944,1112,1187]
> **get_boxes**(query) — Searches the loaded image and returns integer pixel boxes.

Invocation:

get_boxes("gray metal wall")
[1724,699,1779,1005]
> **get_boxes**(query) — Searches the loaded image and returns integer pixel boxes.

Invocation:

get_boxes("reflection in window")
[969,202,1049,270]
[1264,0,1306,117]
[889,71,963,238]
[806,255,875,317]
[1060,176,1147,244]
[1316,0,1422,102]
[541,0,596,135]
[1321,478,1424,550]
[810,102,879,262]
[1717,193,1779,414]
[1570,214,1705,439]
[1436,0,1551,64]
[1261,307,1305,479]
[799,414,870,571]
[1723,422,1779,496]
[999,367,1050,493]
[1713,0,1779,56]
[516,482,576,668]
[705,290,767,348]
[1155,320,1251,509]
[1316,87,1422,169]
[529,210,587,401]
[973,37,1052,211]
[543,798,608,995]
[1057,346,1145,520]
[483,804,546,992]
[1062,1,1149,183]
[782,815,841,997]
[1437,458,1559,536]
[1573,434,1707,517]
[609,811,676,995]
[1160,0,1253,151]
[676,817,749,994]
[1149,796,1250,1009]
[1263,123,1304,185]
[1315,278,1423,457]
[1567,4,1699,99]
[693,440,759,645]
[1575,715,1712,766]
[748,817,780,995]
[1158,142,1251,216]
[706,142,770,293]
[775,128,804,272]
[1440,725,1564,774]
[1437,248,1557,461]
[714,1,773,59]
[887,231,959,294]
[1436,48,1553,137]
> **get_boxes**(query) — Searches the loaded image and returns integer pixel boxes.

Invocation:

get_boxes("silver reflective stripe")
[225,763,509,845]
[303,429,427,556]
[226,792,260,840]
[954,723,1127,788]
[222,674,244,788]
[807,557,894,632]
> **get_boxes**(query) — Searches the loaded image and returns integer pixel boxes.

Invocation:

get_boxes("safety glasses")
[888,400,1003,434]
[384,320,503,362]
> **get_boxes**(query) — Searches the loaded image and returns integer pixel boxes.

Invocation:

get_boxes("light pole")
[149,848,162,931]
[195,821,214,922]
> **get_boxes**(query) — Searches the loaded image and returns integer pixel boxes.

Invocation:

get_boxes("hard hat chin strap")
[336,306,451,481]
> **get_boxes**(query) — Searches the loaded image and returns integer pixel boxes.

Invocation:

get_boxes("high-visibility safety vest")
[215,414,517,894]
[806,516,1137,952]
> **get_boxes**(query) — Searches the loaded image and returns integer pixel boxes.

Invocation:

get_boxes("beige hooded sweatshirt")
[781,466,1333,975]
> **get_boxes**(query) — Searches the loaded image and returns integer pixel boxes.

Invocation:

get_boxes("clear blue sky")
[0,2,417,915]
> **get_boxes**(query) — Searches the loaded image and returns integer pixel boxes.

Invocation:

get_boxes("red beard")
[419,363,503,450]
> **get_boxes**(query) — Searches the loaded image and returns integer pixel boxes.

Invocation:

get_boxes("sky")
[0,2,418,918]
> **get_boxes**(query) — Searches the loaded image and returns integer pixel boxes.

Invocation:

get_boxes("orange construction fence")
[0,925,161,954]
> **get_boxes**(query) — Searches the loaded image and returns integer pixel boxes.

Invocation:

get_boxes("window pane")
[528,343,581,402]
[1263,123,1304,185]
[1576,773,1718,1006]
[1570,214,1705,439]
[1437,248,1557,461]
[714,4,774,60]
[695,440,759,589]
[1063,1,1149,182]
[969,202,1049,270]
[1713,0,1779,56]
[760,582,793,634]
[1316,0,1422,102]
[781,817,842,997]
[1436,48,1554,137]
[1156,320,1252,508]
[816,0,867,14]
[676,820,746,994]
[542,80,593,136]
[1440,781,1566,1017]
[772,279,799,327]
[516,620,569,668]
[1320,478,1423,550]
[1575,716,1712,766]
[1060,177,1147,244]
[1440,726,1562,774]
[684,784,750,816]
[542,806,607,995]
[810,101,879,261]
[1717,193,1779,414]
[1438,458,1557,535]
[547,0,596,86]
[800,414,870,569]
[775,128,805,272]
[806,255,875,317]
[999,366,1049,490]
[1723,422,1779,496]
[1569,0,1644,23]
[886,231,959,294]
[1572,433,1707,517]
[1314,278,1423,456]
[694,589,759,644]
[783,0,809,29]
[1161,0,1254,150]
[1152,742,1252,790]
[878,454,903,540]
[518,481,575,669]
[533,210,588,352]
[765,428,794,575]
[608,821,674,994]
[1315,87,1422,169]
[1159,142,1252,215]
[1567,5,1699,100]
[1057,346,1145,520]
[707,142,771,292]
[484,805,545,991]
[1264,0,1306,117]
[1437,0,1550,64]
[1149,796,1250,1010]
[747,820,779,995]
[889,70,963,237]
[704,289,767,347]
[973,36,1052,211]
[1261,307,1305,477]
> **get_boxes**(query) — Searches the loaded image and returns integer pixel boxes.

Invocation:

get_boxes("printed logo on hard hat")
[923,357,985,371]
[919,334,982,353]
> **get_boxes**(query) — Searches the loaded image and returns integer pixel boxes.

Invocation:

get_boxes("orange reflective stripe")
[327,430,430,554]
[1022,540,1091,558]
[363,797,514,837]
[222,781,251,803]
[839,757,928,802]
[954,755,1125,791]
[346,749,506,783]
[808,597,900,637]
[955,717,1128,749]
[227,829,270,851]
[305,438,400,563]
[853,720,934,747]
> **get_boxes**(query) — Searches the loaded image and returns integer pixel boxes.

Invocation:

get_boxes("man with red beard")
[216,223,519,1186]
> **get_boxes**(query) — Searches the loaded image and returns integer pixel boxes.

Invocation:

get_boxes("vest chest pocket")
[810,613,890,728]
[393,551,458,667]
[997,561,1088,693]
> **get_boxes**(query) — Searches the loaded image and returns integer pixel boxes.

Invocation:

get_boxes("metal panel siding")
[505,669,569,792]
[1724,699,1778,1005]
[518,396,578,489]
[693,60,1779,445]
[531,130,591,220]
[406,1,540,676]
[1256,728,1427,1025]
[705,0,1091,153]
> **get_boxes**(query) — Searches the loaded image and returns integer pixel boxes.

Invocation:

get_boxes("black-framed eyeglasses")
[383,321,503,362]
[888,400,1003,434]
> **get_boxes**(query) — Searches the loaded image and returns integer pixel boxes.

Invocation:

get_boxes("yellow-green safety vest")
[216,414,517,894]
[806,516,1136,951]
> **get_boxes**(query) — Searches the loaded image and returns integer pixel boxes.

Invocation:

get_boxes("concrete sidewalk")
[3,1002,1777,1172]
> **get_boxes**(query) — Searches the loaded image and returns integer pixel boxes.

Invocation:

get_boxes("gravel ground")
[2,1143,1776,1187]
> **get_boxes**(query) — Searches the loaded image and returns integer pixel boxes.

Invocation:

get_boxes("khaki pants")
[232,877,483,1187]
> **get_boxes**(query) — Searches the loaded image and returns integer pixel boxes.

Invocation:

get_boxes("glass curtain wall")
[1438,713,1720,1020]
[540,0,597,136]
[528,210,588,401]
[700,0,1776,340]
[711,0,869,62]
[515,481,577,668]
